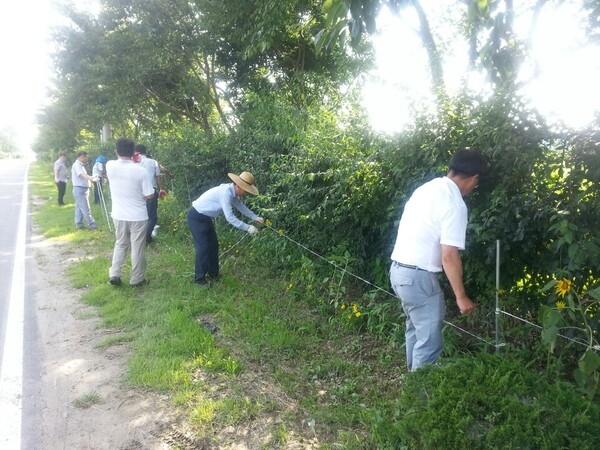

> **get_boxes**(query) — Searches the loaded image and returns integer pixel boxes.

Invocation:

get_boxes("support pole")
[495,239,501,351]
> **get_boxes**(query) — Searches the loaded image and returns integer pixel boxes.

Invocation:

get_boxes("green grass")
[72,391,102,409]
[28,161,600,449]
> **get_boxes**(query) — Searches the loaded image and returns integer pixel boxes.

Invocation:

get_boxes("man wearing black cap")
[389,149,488,371]
[186,172,264,288]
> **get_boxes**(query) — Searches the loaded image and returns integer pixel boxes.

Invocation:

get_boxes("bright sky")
[0,2,57,153]
[0,1,598,153]
[364,0,600,134]
[0,1,98,154]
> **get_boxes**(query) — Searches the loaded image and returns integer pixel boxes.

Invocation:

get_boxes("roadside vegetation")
[29,0,600,447]
[29,161,600,448]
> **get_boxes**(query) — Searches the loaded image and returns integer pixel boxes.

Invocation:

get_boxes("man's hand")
[247,225,259,236]
[92,176,100,182]
[456,296,476,315]
[255,217,264,225]
[159,189,167,199]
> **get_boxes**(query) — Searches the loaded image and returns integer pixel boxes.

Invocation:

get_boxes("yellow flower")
[340,304,347,310]
[352,303,358,312]
[265,219,272,226]
[555,300,567,310]
[355,312,362,318]
[278,229,284,235]
[555,278,572,298]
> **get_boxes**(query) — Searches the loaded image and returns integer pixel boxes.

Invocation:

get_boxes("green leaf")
[579,348,600,376]
[541,326,558,352]
[540,305,562,327]
[587,286,600,300]
[541,280,556,292]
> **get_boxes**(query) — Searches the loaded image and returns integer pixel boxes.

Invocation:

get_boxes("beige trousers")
[109,219,148,284]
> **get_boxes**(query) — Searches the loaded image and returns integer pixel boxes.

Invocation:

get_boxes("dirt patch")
[30,232,191,449]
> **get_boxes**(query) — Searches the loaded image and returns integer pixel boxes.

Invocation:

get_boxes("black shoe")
[109,277,122,286]
[146,236,153,244]
[130,279,149,287]
[195,280,210,289]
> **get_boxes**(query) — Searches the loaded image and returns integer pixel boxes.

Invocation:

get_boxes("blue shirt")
[191,183,258,231]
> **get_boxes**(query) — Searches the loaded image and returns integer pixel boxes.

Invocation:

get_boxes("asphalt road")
[0,158,43,449]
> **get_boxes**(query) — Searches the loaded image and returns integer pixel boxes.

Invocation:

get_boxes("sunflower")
[555,278,572,298]
[555,300,567,310]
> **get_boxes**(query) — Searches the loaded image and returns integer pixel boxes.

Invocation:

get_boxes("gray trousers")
[390,264,445,371]
[109,219,148,285]
[73,186,96,229]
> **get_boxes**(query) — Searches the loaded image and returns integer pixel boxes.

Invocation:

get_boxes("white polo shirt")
[71,160,91,188]
[139,155,161,189]
[106,159,154,221]
[391,176,467,273]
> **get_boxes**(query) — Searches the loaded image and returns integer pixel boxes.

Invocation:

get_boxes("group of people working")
[55,145,488,372]
[53,138,263,289]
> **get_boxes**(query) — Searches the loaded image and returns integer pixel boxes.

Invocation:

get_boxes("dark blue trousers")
[186,207,219,284]
[146,189,158,241]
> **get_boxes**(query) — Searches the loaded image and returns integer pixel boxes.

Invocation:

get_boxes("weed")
[72,392,102,409]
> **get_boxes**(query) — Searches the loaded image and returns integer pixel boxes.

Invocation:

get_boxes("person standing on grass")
[71,151,98,230]
[187,171,264,288]
[134,144,167,244]
[106,138,155,287]
[92,154,107,204]
[53,153,69,206]
[389,149,488,371]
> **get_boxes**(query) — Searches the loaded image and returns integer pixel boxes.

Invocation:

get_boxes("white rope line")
[500,310,590,349]
[224,223,594,351]
[263,224,497,346]
[264,224,396,296]
[219,232,248,258]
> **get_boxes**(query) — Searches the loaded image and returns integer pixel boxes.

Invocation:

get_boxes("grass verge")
[28,161,600,449]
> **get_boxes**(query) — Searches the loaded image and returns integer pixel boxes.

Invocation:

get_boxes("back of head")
[449,149,488,178]
[76,151,87,159]
[116,138,135,158]
[134,144,148,155]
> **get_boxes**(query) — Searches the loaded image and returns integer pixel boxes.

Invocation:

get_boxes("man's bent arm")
[441,244,475,315]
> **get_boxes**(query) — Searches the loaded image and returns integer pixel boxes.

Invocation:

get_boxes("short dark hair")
[134,144,148,155]
[449,149,488,177]
[116,137,135,157]
[76,151,88,158]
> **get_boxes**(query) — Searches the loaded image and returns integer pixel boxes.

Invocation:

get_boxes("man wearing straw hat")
[187,171,264,288]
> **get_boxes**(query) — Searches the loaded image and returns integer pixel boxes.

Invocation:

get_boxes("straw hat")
[228,171,259,195]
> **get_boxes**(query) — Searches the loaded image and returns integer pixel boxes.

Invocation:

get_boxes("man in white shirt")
[106,138,155,287]
[134,144,166,244]
[389,149,488,371]
[53,153,68,206]
[71,151,98,230]
[187,172,264,288]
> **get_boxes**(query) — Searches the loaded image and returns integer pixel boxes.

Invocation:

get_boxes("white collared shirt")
[391,176,467,273]
[106,159,154,221]
[191,183,258,231]
[71,160,90,188]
